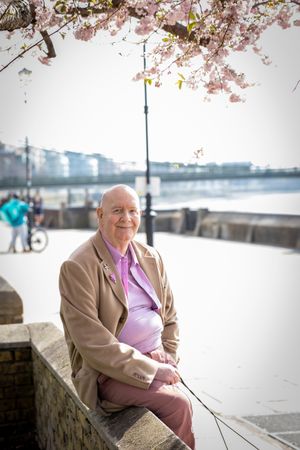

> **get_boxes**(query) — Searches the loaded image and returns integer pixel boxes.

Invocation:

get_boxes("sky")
[0,19,300,168]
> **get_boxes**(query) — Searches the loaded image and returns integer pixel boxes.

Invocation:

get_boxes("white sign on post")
[135,176,161,197]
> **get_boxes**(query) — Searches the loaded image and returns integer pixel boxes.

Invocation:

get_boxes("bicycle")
[25,203,49,253]
[29,225,49,253]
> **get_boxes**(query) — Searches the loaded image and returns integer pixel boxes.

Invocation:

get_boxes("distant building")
[0,143,25,180]
[91,153,119,176]
[31,146,69,178]
[0,142,120,181]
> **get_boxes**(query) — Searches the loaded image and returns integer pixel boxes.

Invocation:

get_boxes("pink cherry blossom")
[74,26,95,42]
[229,93,243,103]
[1,0,299,101]
[38,55,51,66]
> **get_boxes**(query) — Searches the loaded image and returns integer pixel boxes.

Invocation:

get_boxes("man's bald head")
[99,185,140,208]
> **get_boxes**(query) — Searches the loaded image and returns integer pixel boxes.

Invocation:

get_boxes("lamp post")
[18,67,33,249]
[24,136,31,203]
[143,42,154,246]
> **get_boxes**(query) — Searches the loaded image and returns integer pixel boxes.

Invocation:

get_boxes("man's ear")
[96,207,103,220]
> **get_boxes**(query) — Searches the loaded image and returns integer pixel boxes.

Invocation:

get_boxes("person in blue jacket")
[1,193,30,253]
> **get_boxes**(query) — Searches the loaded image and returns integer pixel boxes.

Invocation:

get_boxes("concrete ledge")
[0,322,189,450]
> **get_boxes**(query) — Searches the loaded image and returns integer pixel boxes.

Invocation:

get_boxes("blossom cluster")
[2,0,300,100]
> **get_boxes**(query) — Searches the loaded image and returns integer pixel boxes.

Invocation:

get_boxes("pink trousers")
[98,350,195,449]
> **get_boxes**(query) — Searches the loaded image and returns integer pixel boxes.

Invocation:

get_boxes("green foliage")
[176,73,185,90]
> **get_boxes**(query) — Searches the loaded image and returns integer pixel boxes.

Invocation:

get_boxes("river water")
[151,177,300,215]
[3,176,300,215]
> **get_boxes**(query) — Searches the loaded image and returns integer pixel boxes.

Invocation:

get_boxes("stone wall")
[0,323,189,450]
[191,209,300,249]
[43,206,300,249]
[0,276,23,324]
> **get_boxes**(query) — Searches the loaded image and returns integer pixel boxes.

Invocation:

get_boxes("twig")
[292,79,300,92]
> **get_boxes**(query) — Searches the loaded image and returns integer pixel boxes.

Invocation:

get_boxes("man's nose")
[121,210,131,220]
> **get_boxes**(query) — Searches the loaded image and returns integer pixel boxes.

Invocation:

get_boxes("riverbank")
[0,225,299,449]
[40,204,300,250]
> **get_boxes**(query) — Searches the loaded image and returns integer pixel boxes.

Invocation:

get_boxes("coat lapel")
[90,231,127,309]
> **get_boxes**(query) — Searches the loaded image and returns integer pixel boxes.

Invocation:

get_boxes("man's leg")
[99,378,195,449]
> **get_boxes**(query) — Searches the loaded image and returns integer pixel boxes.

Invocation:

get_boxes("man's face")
[97,187,141,253]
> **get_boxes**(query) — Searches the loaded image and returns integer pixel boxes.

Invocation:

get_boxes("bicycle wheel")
[30,227,49,253]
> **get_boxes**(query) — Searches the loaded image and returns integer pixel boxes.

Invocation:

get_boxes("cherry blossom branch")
[0,16,74,72]
[0,0,298,99]
[206,17,233,65]
[252,1,275,7]
[71,7,194,40]
[40,30,56,58]
[253,0,300,6]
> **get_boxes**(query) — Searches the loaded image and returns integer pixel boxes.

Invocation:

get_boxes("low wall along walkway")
[43,206,300,250]
[0,322,188,450]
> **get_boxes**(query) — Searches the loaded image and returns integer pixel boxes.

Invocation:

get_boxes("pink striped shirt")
[103,236,163,354]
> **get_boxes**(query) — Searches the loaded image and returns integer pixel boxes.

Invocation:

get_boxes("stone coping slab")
[0,323,29,347]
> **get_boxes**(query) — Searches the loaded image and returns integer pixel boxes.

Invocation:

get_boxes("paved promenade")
[0,223,299,450]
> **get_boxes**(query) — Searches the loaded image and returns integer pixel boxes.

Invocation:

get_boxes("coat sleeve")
[59,259,158,389]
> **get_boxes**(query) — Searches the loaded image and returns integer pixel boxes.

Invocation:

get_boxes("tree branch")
[253,0,300,7]
[0,17,74,72]
[292,78,300,92]
[0,0,208,46]
[40,29,56,58]
[0,0,32,31]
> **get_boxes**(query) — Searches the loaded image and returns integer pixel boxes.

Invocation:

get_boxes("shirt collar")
[101,233,138,266]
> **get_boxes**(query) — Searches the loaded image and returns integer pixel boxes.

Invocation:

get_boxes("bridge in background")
[1,168,300,190]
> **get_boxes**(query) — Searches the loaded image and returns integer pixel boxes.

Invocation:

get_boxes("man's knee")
[159,387,192,421]
[174,391,192,418]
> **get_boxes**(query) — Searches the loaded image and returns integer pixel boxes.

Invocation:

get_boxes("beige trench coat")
[59,230,179,413]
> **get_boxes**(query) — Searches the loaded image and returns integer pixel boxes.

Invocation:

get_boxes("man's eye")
[112,209,121,214]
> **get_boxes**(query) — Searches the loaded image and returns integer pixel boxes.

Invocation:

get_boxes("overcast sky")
[0,21,299,168]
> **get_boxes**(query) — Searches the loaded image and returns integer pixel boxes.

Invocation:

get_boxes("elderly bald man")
[59,184,195,449]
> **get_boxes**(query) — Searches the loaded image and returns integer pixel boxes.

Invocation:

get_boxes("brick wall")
[0,345,38,449]
[33,352,109,450]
